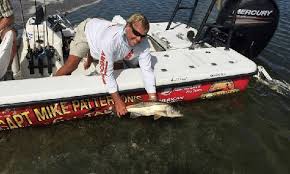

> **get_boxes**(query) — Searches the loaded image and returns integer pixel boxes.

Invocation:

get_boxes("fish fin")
[153,115,162,120]
[130,112,142,119]
[154,111,166,120]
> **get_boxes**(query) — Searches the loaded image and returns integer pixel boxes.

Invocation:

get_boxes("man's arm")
[54,55,81,76]
[100,48,128,117]
[138,46,157,101]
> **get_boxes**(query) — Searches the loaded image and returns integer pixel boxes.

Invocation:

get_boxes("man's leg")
[54,55,81,76]
[0,29,15,80]
[11,30,16,60]
[55,19,90,76]
[0,28,16,65]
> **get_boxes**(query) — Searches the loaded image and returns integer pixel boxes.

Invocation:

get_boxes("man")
[55,13,157,117]
[0,0,17,80]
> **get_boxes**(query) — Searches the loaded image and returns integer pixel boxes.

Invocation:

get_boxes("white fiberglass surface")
[0,46,256,105]
[0,21,256,105]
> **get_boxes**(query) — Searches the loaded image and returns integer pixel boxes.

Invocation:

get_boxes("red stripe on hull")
[0,76,250,131]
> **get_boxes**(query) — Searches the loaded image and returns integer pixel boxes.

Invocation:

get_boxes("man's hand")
[114,99,127,117]
[111,92,127,117]
[148,93,158,101]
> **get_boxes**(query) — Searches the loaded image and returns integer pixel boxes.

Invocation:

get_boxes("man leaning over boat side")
[54,13,157,117]
[0,0,17,80]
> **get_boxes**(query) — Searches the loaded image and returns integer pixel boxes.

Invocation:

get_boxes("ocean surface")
[1,0,290,173]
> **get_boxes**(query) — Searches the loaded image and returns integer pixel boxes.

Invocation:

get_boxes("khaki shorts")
[69,19,91,58]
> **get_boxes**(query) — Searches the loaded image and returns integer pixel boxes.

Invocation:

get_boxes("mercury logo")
[237,9,273,17]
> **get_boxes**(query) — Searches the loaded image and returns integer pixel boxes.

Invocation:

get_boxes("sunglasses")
[130,23,147,38]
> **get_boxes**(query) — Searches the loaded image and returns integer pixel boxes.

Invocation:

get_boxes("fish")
[126,101,183,120]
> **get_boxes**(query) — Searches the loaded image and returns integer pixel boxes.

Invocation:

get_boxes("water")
[1,0,290,173]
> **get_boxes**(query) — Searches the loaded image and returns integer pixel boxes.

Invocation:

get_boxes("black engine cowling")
[205,0,279,59]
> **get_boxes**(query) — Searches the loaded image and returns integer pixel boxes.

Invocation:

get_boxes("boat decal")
[210,73,226,78]
[170,77,188,82]
[160,96,184,103]
[183,85,203,93]
[0,95,143,130]
[160,88,173,96]
[237,9,273,17]
[0,77,250,131]
[160,85,202,96]
[208,80,235,92]
[201,89,240,99]
[201,80,239,99]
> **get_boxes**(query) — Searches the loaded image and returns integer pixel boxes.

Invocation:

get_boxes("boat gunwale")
[0,72,256,109]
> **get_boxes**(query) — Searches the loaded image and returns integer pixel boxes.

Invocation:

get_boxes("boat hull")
[0,76,250,131]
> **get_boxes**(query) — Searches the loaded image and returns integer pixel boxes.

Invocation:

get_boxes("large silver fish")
[126,102,183,120]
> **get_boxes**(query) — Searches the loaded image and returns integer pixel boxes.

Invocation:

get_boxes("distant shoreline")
[11,0,101,26]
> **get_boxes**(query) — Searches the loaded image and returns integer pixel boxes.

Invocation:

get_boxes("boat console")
[12,8,74,79]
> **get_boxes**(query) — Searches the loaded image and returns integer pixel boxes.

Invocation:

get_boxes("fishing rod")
[34,0,43,45]
[39,2,46,75]
[19,0,34,74]
[44,0,49,47]
[33,0,52,75]
[18,0,30,50]
[43,0,54,74]
[36,0,44,75]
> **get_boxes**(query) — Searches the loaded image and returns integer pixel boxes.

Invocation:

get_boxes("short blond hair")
[127,13,149,31]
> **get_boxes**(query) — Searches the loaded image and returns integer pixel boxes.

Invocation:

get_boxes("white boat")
[0,0,279,130]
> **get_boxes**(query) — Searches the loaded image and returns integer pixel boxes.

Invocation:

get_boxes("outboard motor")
[205,0,279,59]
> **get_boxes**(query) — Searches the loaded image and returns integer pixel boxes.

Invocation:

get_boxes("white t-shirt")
[84,18,156,94]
